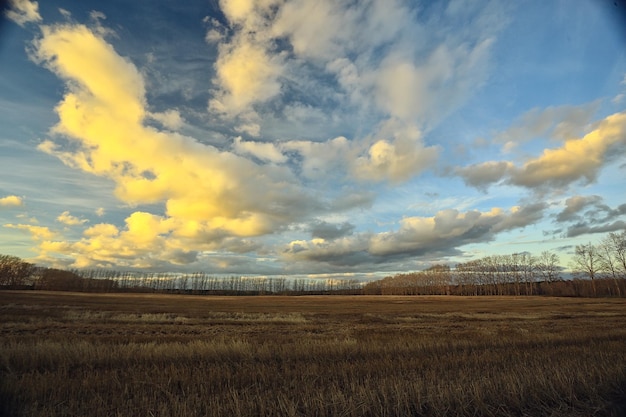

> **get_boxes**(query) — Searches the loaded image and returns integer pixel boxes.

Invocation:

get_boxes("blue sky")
[1,0,625,280]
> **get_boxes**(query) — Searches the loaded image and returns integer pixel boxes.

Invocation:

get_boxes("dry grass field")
[1,291,625,416]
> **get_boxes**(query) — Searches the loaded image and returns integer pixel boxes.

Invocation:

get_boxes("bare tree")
[570,243,601,297]
[537,251,561,283]
[597,232,626,296]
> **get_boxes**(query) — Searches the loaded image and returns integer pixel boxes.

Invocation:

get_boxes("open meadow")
[1,291,625,416]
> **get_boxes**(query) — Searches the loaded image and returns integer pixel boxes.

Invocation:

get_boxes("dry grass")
[1,291,625,416]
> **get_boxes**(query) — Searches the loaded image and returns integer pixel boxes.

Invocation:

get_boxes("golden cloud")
[28,22,310,268]
[457,111,626,191]
[4,224,57,240]
[510,111,626,188]
[0,195,24,207]
[57,211,88,226]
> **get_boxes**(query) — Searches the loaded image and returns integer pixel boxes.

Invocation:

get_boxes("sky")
[0,0,625,281]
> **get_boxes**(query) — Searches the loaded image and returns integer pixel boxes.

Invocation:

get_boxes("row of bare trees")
[570,231,626,297]
[363,251,563,296]
[32,268,363,295]
[364,231,626,297]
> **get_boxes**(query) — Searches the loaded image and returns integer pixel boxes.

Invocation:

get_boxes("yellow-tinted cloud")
[210,34,283,117]
[457,111,626,191]
[4,224,57,240]
[510,111,626,188]
[219,0,254,25]
[33,25,146,124]
[57,211,88,226]
[0,195,24,207]
[148,110,184,130]
[208,0,286,120]
[5,0,42,27]
[29,22,311,268]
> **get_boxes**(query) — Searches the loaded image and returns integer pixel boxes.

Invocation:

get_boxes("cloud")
[208,0,284,119]
[233,136,286,164]
[309,220,355,240]
[5,0,42,27]
[509,111,626,188]
[555,195,603,222]
[0,195,24,207]
[148,110,184,130]
[205,0,502,183]
[283,203,547,267]
[374,38,494,126]
[57,211,88,226]
[33,23,310,229]
[27,22,322,268]
[552,195,626,238]
[565,221,626,238]
[16,211,270,270]
[455,161,513,190]
[352,120,439,182]
[12,1,522,271]
[494,102,601,151]
[457,111,626,191]
[209,37,283,117]
[269,0,414,69]
[4,223,56,240]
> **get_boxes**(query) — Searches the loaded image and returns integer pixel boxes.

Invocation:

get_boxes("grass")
[1,291,625,416]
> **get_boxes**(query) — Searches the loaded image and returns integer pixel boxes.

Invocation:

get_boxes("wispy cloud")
[494,102,601,151]
[550,195,626,238]
[4,223,56,240]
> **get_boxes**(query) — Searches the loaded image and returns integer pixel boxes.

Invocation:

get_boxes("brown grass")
[1,291,625,416]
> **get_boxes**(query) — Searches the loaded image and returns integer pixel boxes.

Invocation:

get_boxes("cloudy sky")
[1,0,625,280]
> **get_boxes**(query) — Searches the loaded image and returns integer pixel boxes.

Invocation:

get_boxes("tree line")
[0,259,362,295]
[363,231,626,297]
[1,231,625,297]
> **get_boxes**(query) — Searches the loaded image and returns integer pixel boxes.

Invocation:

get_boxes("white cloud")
[205,0,501,184]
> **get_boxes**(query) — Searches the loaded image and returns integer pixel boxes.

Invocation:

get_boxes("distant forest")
[1,231,625,298]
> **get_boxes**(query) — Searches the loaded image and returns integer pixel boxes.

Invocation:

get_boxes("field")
[1,291,625,416]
